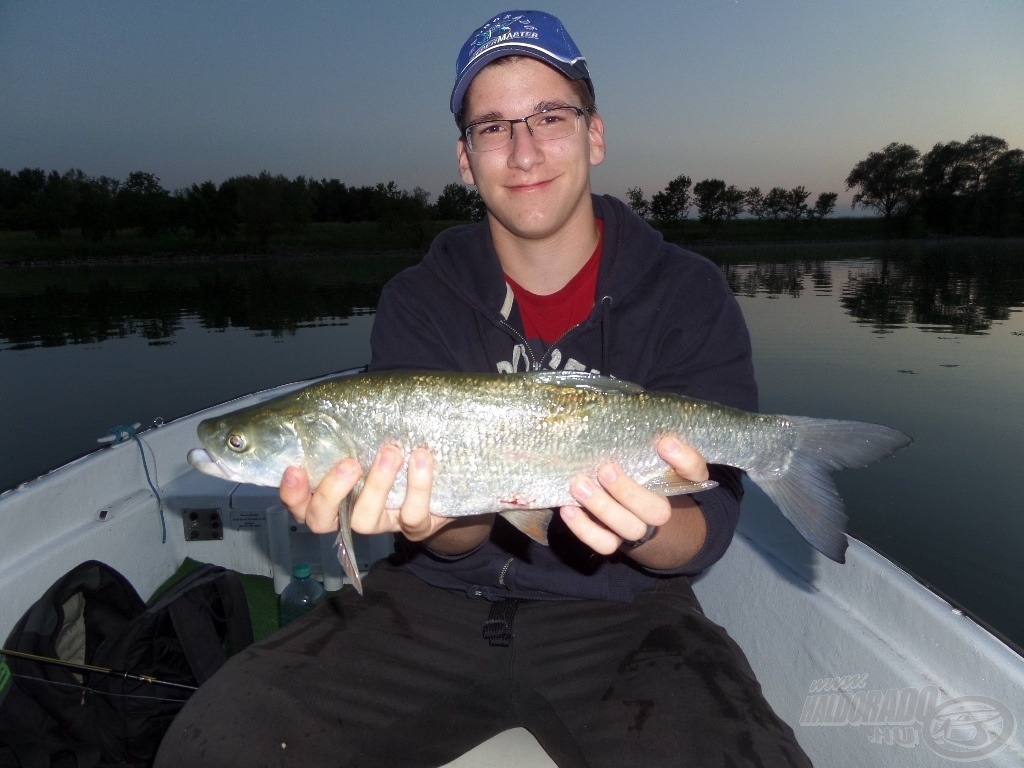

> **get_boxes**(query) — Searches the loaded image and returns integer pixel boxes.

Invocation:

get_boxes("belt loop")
[482,599,521,647]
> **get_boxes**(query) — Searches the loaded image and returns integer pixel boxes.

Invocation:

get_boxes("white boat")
[1,368,1021,767]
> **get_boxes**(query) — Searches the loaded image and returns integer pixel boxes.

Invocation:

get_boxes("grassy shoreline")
[3,216,1019,267]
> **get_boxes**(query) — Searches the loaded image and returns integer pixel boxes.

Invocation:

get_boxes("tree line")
[845,134,1024,236]
[4,131,1021,253]
[0,169,486,249]
[625,133,1024,238]
[626,178,838,228]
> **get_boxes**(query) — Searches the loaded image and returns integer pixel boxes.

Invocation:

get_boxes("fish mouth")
[187,448,243,482]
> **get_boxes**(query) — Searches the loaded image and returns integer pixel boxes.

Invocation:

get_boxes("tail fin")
[747,417,912,563]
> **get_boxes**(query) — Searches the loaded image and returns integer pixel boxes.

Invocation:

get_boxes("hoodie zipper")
[498,318,542,371]
[498,557,515,586]
[499,302,610,373]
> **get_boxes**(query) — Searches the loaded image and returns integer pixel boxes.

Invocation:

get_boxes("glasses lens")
[467,121,510,152]
[528,108,581,142]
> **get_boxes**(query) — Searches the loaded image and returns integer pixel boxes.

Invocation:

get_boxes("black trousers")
[155,561,811,767]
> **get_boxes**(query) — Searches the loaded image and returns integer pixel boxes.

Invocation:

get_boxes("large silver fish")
[188,370,912,593]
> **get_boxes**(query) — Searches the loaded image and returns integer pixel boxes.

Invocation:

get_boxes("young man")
[156,11,812,767]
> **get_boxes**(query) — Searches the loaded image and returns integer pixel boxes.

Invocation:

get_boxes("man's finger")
[593,463,672,530]
[350,445,403,531]
[279,466,311,524]
[559,504,621,555]
[398,447,434,540]
[306,459,361,533]
[658,437,709,482]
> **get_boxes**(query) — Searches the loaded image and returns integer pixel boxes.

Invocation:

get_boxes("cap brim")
[450,45,591,114]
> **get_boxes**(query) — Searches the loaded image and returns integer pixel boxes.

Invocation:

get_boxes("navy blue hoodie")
[370,194,758,602]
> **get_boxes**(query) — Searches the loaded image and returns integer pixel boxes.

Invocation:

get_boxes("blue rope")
[102,424,166,543]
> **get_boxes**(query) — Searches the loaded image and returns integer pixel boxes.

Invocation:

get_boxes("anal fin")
[499,509,553,545]
[642,469,718,497]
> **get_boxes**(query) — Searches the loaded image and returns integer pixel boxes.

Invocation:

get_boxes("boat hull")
[2,370,1020,766]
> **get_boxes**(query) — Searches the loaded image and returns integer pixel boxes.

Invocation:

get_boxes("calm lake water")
[2,240,1023,648]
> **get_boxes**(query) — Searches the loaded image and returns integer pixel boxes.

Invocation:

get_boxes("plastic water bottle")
[279,563,325,626]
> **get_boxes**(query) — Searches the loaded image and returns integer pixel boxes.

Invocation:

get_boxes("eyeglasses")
[463,106,589,152]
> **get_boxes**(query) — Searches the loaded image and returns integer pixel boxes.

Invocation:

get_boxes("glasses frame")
[463,106,590,153]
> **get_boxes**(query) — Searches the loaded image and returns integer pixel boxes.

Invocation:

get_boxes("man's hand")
[279,445,494,553]
[280,445,443,539]
[560,437,709,570]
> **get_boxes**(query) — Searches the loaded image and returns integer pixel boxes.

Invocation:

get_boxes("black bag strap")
[206,569,254,655]
[157,566,253,685]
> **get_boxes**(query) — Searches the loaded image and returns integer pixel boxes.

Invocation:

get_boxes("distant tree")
[919,134,1011,233]
[693,179,745,227]
[761,187,791,220]
[370,181,433,247]
[0,169,16,229]
[626,186,650,219]
[846,142,921,233]
[744,187,766,219]
[650,175,692,223]
[435,182,484,221]
[809,192,838,221]
[693,179,725,225]
[31,170,80,239]
[982,148,1024,234]
[348,185,378,221]
[960,134,1010,193]
[7,168,47,231]
[309,178,349,222]
[918,140,972,232]
[783,186,810,220]
[183,180,238,243]
[76,175,120,242]
[721,185,746,222]
[118,171,172,237]
[227,172,314,250]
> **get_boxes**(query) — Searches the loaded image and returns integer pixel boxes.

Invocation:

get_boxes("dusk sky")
[2,1,1022,213]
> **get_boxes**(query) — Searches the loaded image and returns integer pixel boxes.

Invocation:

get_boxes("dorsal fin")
[526,371,645,395]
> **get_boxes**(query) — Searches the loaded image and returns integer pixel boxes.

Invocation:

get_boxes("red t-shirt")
[504,220,603,344]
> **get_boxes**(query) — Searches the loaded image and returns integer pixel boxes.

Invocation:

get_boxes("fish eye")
[227,432,247,452]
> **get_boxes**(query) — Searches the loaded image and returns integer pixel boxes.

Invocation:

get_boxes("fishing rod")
[0,648,198,692]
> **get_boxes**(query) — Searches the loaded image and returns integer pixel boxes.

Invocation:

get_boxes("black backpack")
[0,560,253,767]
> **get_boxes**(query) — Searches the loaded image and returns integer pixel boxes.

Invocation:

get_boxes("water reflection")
[714,240,1024,335]
[1,253,420,350]
[5,244,1024,350]
[840,249,1024,335]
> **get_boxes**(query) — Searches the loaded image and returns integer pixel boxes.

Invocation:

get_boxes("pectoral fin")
[642,469,718,497]
[333,496,363,595]
[499,509,553,545]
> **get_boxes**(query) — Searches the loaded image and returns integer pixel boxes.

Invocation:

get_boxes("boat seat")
[441,728,556,767]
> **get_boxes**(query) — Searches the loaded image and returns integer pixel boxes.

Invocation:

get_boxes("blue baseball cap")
[451,10,593,114]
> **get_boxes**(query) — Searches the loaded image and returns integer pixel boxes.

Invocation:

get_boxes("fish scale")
[187,369,912,594]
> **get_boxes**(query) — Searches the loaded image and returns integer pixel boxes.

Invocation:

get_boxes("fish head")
[189,401,308,488]
[189,395,357,489]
